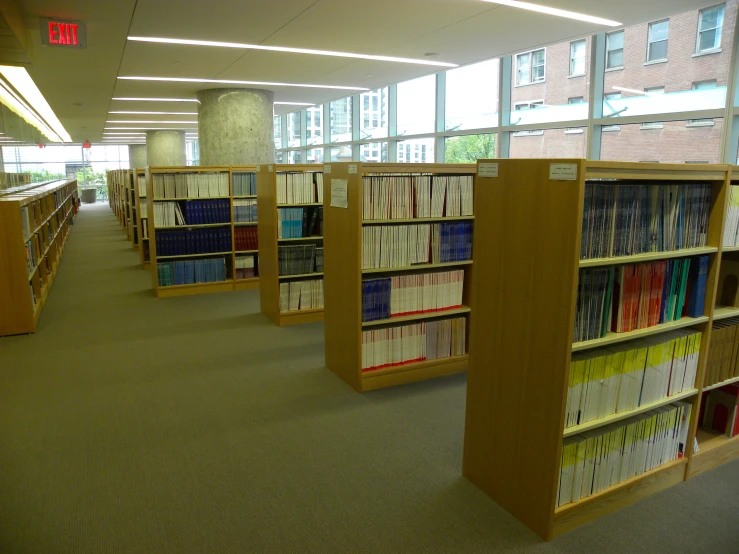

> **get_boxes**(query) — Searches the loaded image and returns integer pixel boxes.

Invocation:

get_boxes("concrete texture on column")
[197,88,274,165]
[129,144,147,169]
[146,131,186,166]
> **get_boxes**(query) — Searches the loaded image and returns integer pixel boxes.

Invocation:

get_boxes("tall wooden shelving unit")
[463,159,730,540]
[134,168,150,268]
[323,162,476,391]
[231,165,259,292]
[0,179,78,335]
[125,169,138,248]
[256,164,324,326]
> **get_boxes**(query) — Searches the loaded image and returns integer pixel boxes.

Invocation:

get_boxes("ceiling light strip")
[480,0,621,26]
[118,76,368,91]
[109,111,198,115]
[107,120,198,124]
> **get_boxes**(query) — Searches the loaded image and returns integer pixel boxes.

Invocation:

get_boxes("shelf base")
[156,281,234,298]
[273,307,324,326]
[687,429,739,478]
[234,278,260,291]
[360,355,468,391]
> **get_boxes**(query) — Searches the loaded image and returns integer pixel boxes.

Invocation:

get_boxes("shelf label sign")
[41,18,87,48]
[323,164,332,174]
[330,179,348,208]
[348,164,358,175]
[549,163,578,181]
[478,163,498,178]
[255,165,261,171]
[268,165,273,172]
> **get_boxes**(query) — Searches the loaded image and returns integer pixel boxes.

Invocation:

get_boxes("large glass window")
[330,97,352,143]
[330,145,353,162]
[697,5,725,52]
[359,142,387,162]
[273,115,283,149]
[306,147,323,164]
[570,40,586,76]
[287,150,302,164]
[306,106,323,146]
[287,112,301,148]
[606,31,624,69]
[397,75,436,135]
[445,59,499,130]
[516,49,545,85]
[359,88,388,140]
[444,134,496,163]
[510,128,588,158]
[396,138,434,163]
[647,20,669,62]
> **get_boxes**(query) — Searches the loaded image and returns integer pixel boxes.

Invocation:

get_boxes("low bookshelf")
[463,159,729,540]
[0,179,78,335]
[134,168,150,268]
[256,164,324,326]
[323,162,475,391]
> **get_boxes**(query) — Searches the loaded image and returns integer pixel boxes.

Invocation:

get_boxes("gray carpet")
[1,203,738,553]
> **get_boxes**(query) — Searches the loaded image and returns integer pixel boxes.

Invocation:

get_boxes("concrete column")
[129,144,147,169]
[196,88,274,165]
[146,131,186,166]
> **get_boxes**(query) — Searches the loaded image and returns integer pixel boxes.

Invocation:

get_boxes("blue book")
[686,255,709,318]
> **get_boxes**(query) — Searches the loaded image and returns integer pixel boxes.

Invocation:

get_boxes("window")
[397,138,434,163]
[602,93,622,131]
[689,81,718,126]
[512,101,544,136]
[306,148,323,164]
[647,20,669,62]
[606,31,624,69]
[566,98,585,133]
[273,115,283,149]
[444,134,496,163]
[516,48,545,85]
[510,128,587,158]
[697,5,725,52]
[287,112,301,147]
[364,96,369,110]
[445,59,499,130]
[640,87,665,128]
[330,97,352,143]
[359,88,388,139]
[359,142,387,162]
[570,40,586,76]
[397,75,436,135]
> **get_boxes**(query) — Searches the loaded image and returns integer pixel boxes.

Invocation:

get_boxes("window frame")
[606,30,624,70]
[696,4,725,53]
[569,40,587,77]
[646,19,670,63]
[515,48,546,86]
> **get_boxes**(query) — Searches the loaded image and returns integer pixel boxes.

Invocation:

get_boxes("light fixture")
[612,86,655,95]
[112,97,199,102]
[127,36,458,68]
[105,127,198,130]
[109,111,198,115]
[106,120,198,124]
[274,102,315,106]
[118,76,368,91]
[480,1,621,26]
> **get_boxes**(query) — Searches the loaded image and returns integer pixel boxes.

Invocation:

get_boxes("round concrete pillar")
[196,88,274,165]
[129,144,147,169]
[146,131,186,166]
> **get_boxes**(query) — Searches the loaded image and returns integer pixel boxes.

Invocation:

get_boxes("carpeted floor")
[1,203,738,553]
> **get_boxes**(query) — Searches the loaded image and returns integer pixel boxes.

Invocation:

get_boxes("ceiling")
[13,0,721,143]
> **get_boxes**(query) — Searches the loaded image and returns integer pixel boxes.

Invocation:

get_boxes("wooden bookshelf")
[256,164,324,325]
[0,179,78,335]
[463,159,730,540]
[231,166,260,291]
[134,168,150,268]
[107,169,129,232]
[323,162,476,391]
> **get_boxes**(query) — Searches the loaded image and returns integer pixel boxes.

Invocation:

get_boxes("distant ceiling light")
[105,127,198,130]
[273,101,315,106]
[423,53,440,57]
[127,36,458,68]
[612,86,652,95]
[480,1,621,26]
[109,111,198,115]
[118,76,368,91]
[365,74,372,77]
[112,97,199,102]
[107,120,198,124]
[103,132,146,135]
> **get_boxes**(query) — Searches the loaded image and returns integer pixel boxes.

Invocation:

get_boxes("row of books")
[233,172,256,196]
[566,330,701,429]
[277,245,324,276]
[722,185,739,247]
[704,318,739,387]
[361,222,473,269]
[701,384,739,438]
[20,196,70,241]
[157,258,229,287]
[557,402,692,507]
[141,220,149,240]
[235,227,258,252]
[361,270,465,322]
[137,175,147,197]
[153,172,230,199]
[580,183,711,260]
[279,279,324,312]
[234,199,257,223]
[140,199,148,219]
[277,206,323,239]
[574,256,707,343]
[235,254,257,280]
[276,172,324,204]
[362,175,474,220]
[155,229,232,257]
[153,200,231,227]
[25,233,42,275]
[361,317,466,371]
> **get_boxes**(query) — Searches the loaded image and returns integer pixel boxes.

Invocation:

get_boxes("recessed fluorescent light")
[107,120,198,124]
[612,86,658,95]
[109,111,198,115]
[480,0,621,26]
[105,127,198,130]
[118,76,368,91]
[274,102,315,106]
[112,97,199,102]
[127,36,458,68]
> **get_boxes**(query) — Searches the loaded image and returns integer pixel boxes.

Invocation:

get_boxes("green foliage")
[76,166,107,186]
[444,134,496,164]
[30,169,65,183]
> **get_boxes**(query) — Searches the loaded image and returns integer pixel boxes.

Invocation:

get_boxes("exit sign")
[40,18,86,48]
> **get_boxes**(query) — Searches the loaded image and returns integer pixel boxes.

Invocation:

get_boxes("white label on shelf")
[330,179,348,208]
[255,165,261,171]
[478,163,498,178]
[549,163,578,180]
[324,164,332,174]
[268,165,273,172]
[348,164,358,175]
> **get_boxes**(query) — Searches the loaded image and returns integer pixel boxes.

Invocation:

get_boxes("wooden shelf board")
[153,196,230,201]
[234,278,260,291]
[579,246,718,268]
[278,272,324,280]
[156,223,231,229]
[362,216,475,225]
[702,375,739,392]
[278,308,324,326]
[572,316,709,352]
[687,429,739,478]
[363,260,472,274]
[233,195,257,199]
[157,251,232,260]
[235,250,258,254]
[712,306,739,321]
[156,280,234,298]
[562,389,699,437]
[361,355,468,391]
[234,222,258,226]
[278,236,323,242]
[722,245,739,252]
[362,306,471,327]
[277,202,322,207]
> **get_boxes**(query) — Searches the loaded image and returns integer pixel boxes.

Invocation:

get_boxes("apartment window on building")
[566,97,585,133]
[570,40,586,76]
[372,96,378,110]
[689,80,718,126]
[641,87,665,128]
[602,92,622,131]
[606,30,624,69]
[697,4,725,52]
[364,96,370,110]
[647,20,669,62]
[513,101,544,135]
[516,49,545,85]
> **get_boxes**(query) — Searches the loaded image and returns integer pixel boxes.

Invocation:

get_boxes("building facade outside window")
[647,20,670,62]
[516,49,545,85]
[697,4,725,52]
[606,31,625,69]
[570,40,586,76]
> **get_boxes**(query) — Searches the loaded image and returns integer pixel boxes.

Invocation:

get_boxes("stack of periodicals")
[155,228,231,256]
[140,199,148,219]
[234,199,257,222]
[566,330,701,429]
[152,172,229,199]
[279,279,324,312]
[278,206,322,238]
[704,317,739,387]
[235,255,257,279]
[361,222,472,269]
[276,171,322,204]
[361,269,464,322]
[157,257,228,286]
[361,317,466,371]
[702,383,739,438]
[137,175,147,197]
[154,200,230,226]
[557,402,692,507]
[580,182,711,260]
[20,206,31,239]
[234,227,258,251]
[362,174,473,219]
[232,172,256,196]
[277,245,320,276]
[574,255,708,343]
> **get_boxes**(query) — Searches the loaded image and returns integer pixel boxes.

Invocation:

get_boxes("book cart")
[256,164,324,326]
[463,159,730,540]
[134,168,151,268]
[323,162,475,391]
